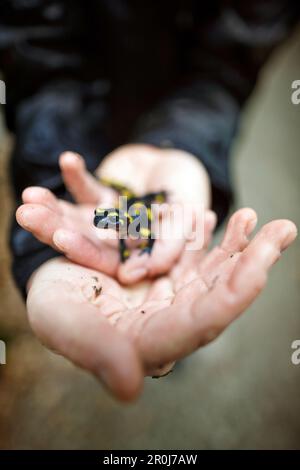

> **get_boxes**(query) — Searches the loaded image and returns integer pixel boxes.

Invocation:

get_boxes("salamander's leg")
[154,190,168,203]
[139,235,155,257]
[119,238,131,262]
[140,191,168,205]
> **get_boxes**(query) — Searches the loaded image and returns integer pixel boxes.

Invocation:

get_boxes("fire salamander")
[94,178,167,262]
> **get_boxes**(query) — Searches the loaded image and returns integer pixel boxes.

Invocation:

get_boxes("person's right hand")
[24,208,297,402]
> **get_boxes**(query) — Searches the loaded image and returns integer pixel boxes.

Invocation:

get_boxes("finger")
[147,203,198,277]
[137,219,297,367]
[16,203,62,248]
[27,260,144,402]
[53,229,119,276]
[117,239,185,285]
[221,208,257,252]
[16,204,120,276]
[228,219,297,295]
[192,219,298,342]
[171,210,217,291]
[22,186,62,214]
[59,151,111,204]
[117,251,149,285]
[198,208,257,280]
[148,239,186,277]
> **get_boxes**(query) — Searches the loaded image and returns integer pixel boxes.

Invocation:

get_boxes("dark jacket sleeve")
[132,1,299,224]
[0,0,110,297]
[1,1,299,298]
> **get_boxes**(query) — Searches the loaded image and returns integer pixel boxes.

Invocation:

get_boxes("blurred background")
[0,25,300,451]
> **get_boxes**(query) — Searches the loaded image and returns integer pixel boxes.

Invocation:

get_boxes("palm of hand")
[27,205,296,401]
[17,148,297,401]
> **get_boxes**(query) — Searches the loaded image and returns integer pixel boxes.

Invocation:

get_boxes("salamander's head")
[94,208,121,230]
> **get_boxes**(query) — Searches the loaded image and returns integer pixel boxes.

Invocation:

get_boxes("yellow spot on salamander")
[123,212,133,223]
[140,227,150,237]
[155,194,165,203]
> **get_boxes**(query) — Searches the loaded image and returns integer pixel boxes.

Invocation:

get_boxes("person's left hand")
[17,144,211,285]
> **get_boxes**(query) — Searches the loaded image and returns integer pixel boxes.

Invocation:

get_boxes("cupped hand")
[16,145,211,285]
[25,208,297,402]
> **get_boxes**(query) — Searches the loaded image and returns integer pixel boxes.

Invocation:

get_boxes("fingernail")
[281,228,297,251]
[246,216,257,236]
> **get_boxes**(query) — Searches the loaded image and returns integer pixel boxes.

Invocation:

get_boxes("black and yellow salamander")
[94,178,167,262]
